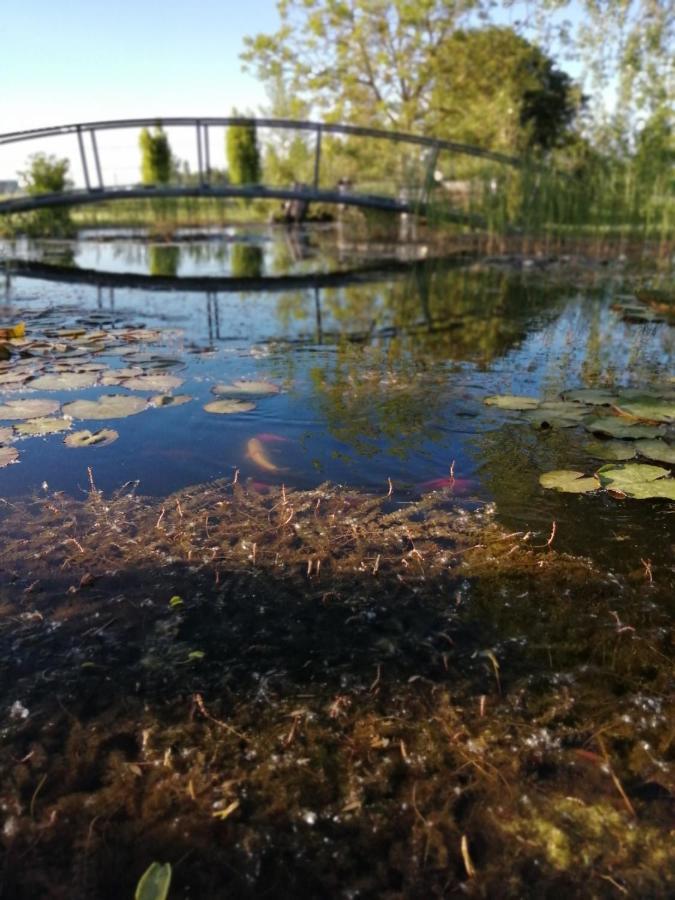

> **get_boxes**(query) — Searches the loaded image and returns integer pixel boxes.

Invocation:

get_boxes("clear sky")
[1,0,277,181]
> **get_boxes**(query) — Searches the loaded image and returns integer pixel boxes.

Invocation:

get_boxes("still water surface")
[1,230,672,569]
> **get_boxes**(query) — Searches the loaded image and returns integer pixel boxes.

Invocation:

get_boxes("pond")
[0,227,673,898]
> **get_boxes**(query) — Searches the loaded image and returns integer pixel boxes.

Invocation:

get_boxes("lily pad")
[562,388,618,405]
[149,394,192,408]
[27,372,99,391]
[0,399,60,420]
[585,440,636,462]
[0,446,18,467]
[212,379,281,397]
[483,395,539,410]
[14,417,72,436]
[63,395,148,420]
[0,426,13,443]
[597,463,675,500]
[614,399,674,423]
[123,374,184,392]
[203,399,256,415]
[64,428,119,448]
[585,417,664,440]
[539,470,600,493]
[634,439,675,464]
[524,410,584,429]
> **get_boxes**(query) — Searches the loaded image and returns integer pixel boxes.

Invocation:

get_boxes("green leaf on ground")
[539,470,600,493]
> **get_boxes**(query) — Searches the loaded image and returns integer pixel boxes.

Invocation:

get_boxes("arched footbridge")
[0,117,520,220]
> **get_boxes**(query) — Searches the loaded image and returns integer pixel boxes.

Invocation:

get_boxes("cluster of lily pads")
[484,386,674,500]
[0,316,286,470]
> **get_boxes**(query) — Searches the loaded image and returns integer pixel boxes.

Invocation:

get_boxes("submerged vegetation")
[0,470,673,898]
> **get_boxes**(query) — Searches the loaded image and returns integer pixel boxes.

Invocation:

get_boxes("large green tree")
[226,118,262,185]
[139,126,172,185]
[18,153,73,236]
[241,1,581,154]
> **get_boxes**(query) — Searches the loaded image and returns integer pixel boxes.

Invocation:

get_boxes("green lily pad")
[0,446,18,467]
[614,399,674,423]
[134,862,172,900]
[149,394,192,408]
[204,399,256,415]
[0,426,14,443]
[634,439,675,464]
[597,463,675,500]
[585,417,664,440]
[562,388,617,405]
[27,372,99,391]
[0,398,60,420]
[585,440,636,461]
[539,470,600,493]
[63,395,148,420]
[14,417,72,436]
[64,429,119,448]
[123,374,184,392]
[483,395,539,410]
[212,379,281,397]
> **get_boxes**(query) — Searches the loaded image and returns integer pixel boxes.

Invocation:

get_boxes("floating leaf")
[0,426,14,443]
[597,463,675,500]
[149,394,192,408]
[63,394,148,420]
[585,440,636,461]
[585,417,664,440]
[634,439,675,464]
[134,862,172,900]
[539,470,600,493]
[614,399,674,423]
[212,379,281,397]
[14,417,72,436]
[64,429,119,448]
[204,399,256,414]
[483,395,539,410]
[27,372,99,391]
[562,388,618,405]
[123,374,184,392]
[0,399,60,420]
[0,446,18,467]
[524,410,585,429]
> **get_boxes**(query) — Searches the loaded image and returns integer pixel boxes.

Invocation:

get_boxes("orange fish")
[245,437,288,473]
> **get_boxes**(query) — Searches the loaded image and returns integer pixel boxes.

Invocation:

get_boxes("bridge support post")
[90,130,104,189]
[313,126,322,191]
[76,126,92,192]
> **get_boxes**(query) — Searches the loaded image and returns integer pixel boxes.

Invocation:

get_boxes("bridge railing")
[0,117,521,217]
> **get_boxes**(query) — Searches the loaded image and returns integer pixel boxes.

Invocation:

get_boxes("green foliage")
[17,153,74,236]
[139,127,172,185]
[226,119,261,186]
[231,243,263,278]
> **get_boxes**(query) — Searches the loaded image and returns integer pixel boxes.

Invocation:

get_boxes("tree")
[429,27,582,154]
[18,153,73,236]
[139,126,172,184]
[241,2,581,156]
[226,118,261,185]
